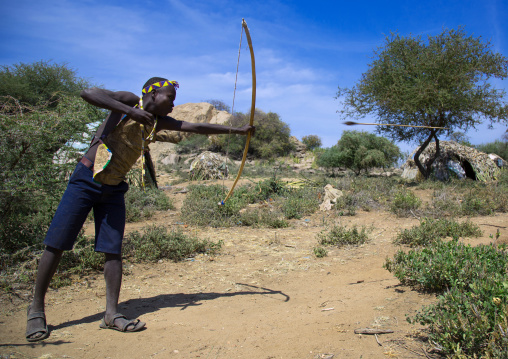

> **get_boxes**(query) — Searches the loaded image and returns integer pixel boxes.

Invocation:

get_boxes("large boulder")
[155,102,231,144]
[149,102,231,165]
[289,136,307,158]
[401,141,501,181]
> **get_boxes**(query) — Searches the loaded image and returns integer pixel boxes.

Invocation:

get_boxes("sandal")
[99,313,145,332]
[26,306,50,342]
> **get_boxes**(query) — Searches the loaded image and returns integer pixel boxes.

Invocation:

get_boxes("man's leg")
[104,253,122,324]
[103,253,144,331]
[27,246,63,340]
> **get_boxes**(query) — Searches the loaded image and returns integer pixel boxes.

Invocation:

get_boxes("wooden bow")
[221,19,256,205]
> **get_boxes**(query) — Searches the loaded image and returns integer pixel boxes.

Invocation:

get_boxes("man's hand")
[128,107,155,126]
[238,125,256,136]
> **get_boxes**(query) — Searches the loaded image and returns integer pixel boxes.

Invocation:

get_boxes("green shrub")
[390,188,422,217]
[476,140,508,162]
[239,208,289,228]
[317,224,369,247]
[0,96,102,254]
[0,62,101,255]
[175,135,211,154]
[181,184,246,227]
[210,109,295,159]
[125,225,222,262]
[125,187,174,222]
[235,177,289,204]
[313,247,328,258]
[411,276,508,357]
[316,131,401,174]
[279,187,320,219]
[332,176,397,211]
[394,218,482,247]
[384,240,507,292]
[334,193,357,216]
[425,187,463,218]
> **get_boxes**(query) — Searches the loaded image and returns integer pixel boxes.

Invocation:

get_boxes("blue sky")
[1,0,507,152]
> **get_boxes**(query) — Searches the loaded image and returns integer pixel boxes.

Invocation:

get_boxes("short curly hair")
[142,77,169,90]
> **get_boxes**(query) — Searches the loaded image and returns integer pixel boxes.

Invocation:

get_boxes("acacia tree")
[0,61,102,254]
[0,60,91,107]
[337,27,508,178]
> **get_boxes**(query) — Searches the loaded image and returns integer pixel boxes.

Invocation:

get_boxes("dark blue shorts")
[44,162,129,254]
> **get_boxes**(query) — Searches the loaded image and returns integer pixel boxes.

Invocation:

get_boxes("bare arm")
[80,88,154,126]
[156,116,254,136]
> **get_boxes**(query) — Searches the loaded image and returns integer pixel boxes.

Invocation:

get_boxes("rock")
[155,102,232,144]
[160,154,180,166]
[289,136,307,158]
[319,184,343,211]
[489,153,507,168]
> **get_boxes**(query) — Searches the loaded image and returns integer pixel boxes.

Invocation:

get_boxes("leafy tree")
[337,27,508,179]
[211,109,294,159]
[0,60,92,107]
[0,61,102,254]
[316,130,401,174]
[301,135,322,151]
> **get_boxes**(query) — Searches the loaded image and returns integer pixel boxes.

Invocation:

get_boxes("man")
[26,77,254,341]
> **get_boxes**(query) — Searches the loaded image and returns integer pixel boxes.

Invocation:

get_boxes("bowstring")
[223,24,244,195]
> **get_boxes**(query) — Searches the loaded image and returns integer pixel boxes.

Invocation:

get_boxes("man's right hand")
[128,107,155,126]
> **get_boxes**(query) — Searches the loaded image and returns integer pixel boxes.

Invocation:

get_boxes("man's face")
[152,86,176,116]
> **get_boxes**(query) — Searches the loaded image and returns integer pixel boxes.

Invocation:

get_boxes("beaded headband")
[142,80,179,95]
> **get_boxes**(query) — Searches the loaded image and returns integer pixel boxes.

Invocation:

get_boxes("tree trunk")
[414,129,438,179]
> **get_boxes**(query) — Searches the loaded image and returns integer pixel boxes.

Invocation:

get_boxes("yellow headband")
[142,80,179,95]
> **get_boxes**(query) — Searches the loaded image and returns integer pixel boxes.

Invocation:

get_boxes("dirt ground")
[1,179,507,359]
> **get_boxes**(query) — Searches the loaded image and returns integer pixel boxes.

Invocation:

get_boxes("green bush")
[125,187,174,223]
[239,208,289,228]
[313,247,328,258]
[390,188,422,217]
[0,95,103,254]
[279,187,320,219]
[124,225,222,262]
[425,187,463,218]
[476,140,508,163]
[394,218,482,247]
[0,61,102,255]
[461,190,496,216]
[411,277,508,358]
[316,131,401,174]
[210,109,294,159]
[334,193,357,216]
[384,240,507,292]
[331,176,397,211]
[181,184,246,227]
[317,224,369,247]
[180,179,316,227]
[175,135,211,154]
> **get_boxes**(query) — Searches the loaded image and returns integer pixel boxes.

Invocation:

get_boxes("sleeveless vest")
[93,118,156,186]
